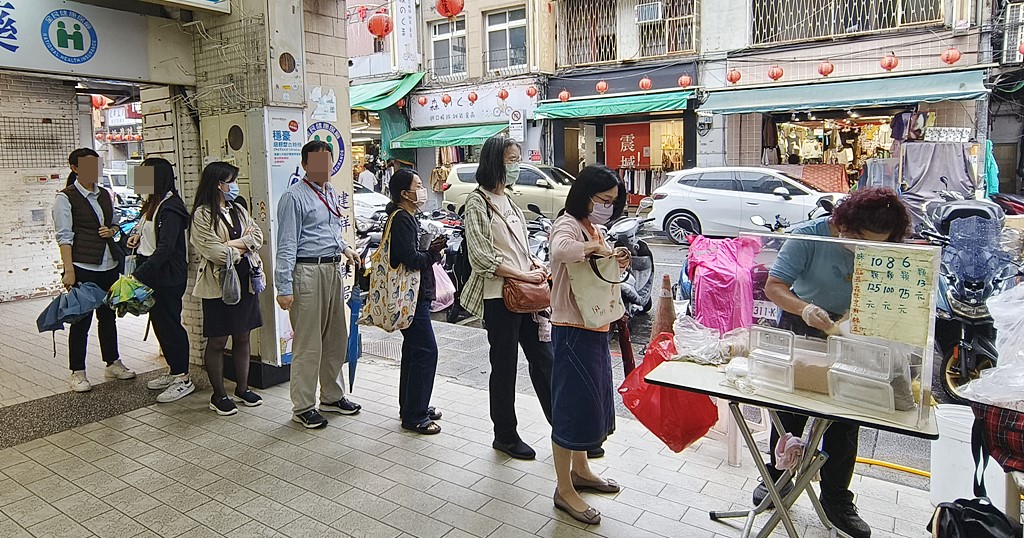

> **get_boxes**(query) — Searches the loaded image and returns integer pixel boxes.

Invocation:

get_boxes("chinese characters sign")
[604,123,651,169]
[850,246,937,348]
[0,2,18,53]
[409,80,539,128]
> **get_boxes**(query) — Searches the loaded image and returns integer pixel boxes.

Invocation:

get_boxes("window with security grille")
[486,8,528,71]
[752,0,944,45]
[558,0,695,68]
[431,18,466,77]
[1004,3,1024,63]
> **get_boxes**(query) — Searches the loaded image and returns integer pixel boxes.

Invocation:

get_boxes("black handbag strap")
[972,414,991,499]
[588,256,629,284]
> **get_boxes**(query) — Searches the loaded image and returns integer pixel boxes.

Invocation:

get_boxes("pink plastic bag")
[431,264,455,313]
[687,235,760,334]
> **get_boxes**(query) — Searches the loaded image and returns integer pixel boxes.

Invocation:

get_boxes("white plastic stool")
[705,398,772,467]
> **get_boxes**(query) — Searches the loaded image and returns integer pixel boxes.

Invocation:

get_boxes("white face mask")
[406,187,428,207]
[590,201,616,225]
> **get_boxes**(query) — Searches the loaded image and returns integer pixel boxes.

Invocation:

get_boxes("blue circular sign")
[306,122,346,176]
[41,10,98,65]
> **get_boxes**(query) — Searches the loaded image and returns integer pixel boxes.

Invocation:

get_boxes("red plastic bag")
[618,332,718,452]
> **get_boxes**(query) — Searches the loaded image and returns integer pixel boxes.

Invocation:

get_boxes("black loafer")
[587,447,605,459]
[492,439,536,460]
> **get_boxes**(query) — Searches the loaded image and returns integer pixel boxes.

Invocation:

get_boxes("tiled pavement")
[0,297,936,538]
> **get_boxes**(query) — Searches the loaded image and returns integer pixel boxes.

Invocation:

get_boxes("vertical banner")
[263,108,305,365]
[604,123,652,169]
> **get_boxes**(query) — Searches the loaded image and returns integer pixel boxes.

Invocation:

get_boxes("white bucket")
[930,404,1007,508]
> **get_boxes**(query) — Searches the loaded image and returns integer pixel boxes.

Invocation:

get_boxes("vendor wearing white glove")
[758,188,912,538]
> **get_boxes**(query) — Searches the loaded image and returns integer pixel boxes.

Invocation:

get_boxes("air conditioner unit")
[635,2,664,24]
[1004,3,1024,64]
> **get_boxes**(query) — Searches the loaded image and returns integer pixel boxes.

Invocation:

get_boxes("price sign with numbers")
[850,246,937,347]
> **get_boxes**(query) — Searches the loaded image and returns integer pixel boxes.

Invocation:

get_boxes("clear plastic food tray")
[750,326,795,363]
[828,369,895,413]
[828,336,893,382]
[750,355,795,394]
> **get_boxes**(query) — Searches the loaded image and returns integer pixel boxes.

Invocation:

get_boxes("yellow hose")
[856,457,931,478]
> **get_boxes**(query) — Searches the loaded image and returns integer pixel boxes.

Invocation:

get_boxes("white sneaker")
[104,360,137,380]
[69,371,91,393]
[147,372,176,390]
[156,377,195,403]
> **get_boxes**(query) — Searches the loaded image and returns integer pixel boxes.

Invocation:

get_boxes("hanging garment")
[901,142,976,232]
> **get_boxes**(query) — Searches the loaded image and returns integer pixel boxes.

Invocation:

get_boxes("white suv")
[443,163,575,218]
[649,167,846,243]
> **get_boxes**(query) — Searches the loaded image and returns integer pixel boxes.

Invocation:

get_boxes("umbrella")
[347,285,364,392]
[37,283,108,332]
[105,275,155,318]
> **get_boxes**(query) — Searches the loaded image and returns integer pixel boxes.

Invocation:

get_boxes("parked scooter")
[921,194,1022,403]
[607,216,656,315]
[526,204,553,264]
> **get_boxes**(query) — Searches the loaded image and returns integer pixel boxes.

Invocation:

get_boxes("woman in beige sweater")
[190,162,265,416]
[548,165,630,525]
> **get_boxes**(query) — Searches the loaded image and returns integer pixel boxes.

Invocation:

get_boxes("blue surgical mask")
[590,201,616,225]
[223,182,240,202]
[505,163,520,186]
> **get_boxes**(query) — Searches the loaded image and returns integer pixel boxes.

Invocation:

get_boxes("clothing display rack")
[617,165,667,205]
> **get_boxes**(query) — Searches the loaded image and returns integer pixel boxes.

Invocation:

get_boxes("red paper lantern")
[558,90,571,102]
[94,133,104,141]
[105,133,114,141]
[113,133,123,142]
[526,86,538,98]
[467,91,478,104]
[441,94,452,105]
[436,0,464,19]
[677,74,692,88]
[767,65,784,81]
[817,60,835,77]
[397,98,406,109]
[91,95,105,109]
[417,96,428,107]
[639,76,653,91]
[595,80,608,94]
[497,89,509,101]
[726,69,742,84]
[941,47,962,65]
[1019,42,1024,57]
[367,12,393,39]
[881,54,899,71]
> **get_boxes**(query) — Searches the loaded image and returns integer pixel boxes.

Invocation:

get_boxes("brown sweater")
[62,184,115,266]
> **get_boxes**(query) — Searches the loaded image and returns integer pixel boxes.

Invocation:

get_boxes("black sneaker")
[820,499,871,538]
[752,478,795,507]
[492,439,536,460]
[232,390,263,407]
[209,395,238,416]
[320,398,361,415]
[587,447,605,459]
[293,409,328,429]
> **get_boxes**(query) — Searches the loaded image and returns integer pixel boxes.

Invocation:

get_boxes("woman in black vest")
[129,158,192,403]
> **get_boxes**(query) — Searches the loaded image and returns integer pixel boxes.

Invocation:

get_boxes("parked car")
[648,167,847,243]
[102,169,134,205]
[443,163,574,217]
[354,181,390,232]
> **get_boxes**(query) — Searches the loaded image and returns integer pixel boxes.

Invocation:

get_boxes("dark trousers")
[399,300,439,427]
[69,267,120,372]
[483,299,554,443]
[150,283,190,376]
[769,412,859,503]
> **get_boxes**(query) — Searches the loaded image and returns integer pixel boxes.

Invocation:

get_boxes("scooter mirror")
[527,203,543,216]
[750,215,768,228]
[817,198,835,213]
[446,203,456,212]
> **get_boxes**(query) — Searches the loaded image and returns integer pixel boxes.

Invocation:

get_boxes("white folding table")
[645,361,938,538]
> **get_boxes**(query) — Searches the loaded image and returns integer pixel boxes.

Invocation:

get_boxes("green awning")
[351,72,425,111]
[700,69,989,115]
[534,89,693,119]
[390,124,508,150]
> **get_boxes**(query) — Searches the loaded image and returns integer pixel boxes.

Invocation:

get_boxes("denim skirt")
[551,325,615,451]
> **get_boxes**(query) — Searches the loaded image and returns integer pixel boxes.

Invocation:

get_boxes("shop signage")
[509,109,526,143]
[309,87,338,122]
[106,103,142,127]
[528,149,541,162]
[391,0,418,74]
[604,123,651,169]
[138,0,230,14]
[306,121,346,176]
[850,246,937,348]
[0,1,148,81]
[410,80,539,128]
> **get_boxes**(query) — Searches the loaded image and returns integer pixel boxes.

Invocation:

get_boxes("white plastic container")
[930,404,1007,509]
[749,327,796,393]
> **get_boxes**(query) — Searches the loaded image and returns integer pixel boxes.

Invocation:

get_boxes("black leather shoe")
[752,478,795,507]
[820,499,871,538]
[586,447,605,459]
[492,439,536,460]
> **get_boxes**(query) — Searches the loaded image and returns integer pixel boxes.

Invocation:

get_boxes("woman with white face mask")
[462,135,554,460]
[386,168,447,434]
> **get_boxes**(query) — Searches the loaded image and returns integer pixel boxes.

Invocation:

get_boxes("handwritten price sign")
[850,246,936,347]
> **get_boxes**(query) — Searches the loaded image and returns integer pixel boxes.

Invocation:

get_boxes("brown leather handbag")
[479,191,550,313]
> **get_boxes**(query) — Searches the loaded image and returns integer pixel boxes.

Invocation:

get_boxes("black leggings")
[204,332,251,398]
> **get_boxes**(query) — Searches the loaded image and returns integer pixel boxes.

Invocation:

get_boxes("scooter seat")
[933,200,1004,236]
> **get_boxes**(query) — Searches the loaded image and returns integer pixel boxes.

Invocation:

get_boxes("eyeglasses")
[592,195,617,205]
